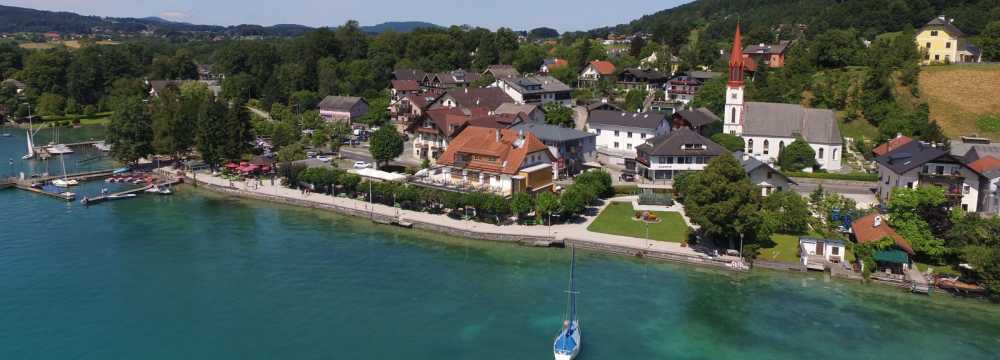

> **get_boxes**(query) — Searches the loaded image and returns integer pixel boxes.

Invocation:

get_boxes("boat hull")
[553,321,580,360]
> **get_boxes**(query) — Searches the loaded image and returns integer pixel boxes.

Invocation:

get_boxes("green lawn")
[758,233,856,264]
[587,202,688,242]
[915,262,960,277]
[837,116,880,141]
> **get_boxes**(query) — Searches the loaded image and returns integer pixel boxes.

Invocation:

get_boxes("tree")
[222,100,254,161]
[623,89,648,112]
[711,133,745,152]
[512,44,545,74]
[888,186,948,258]
[194,98,228,168]
[528,27,559,40]
[560,185,589,218]
[35,92,66,116]
[369,126,404,168]
[777,137,817,172]
[979,21,1000,62]
[151,85,193,159]
[811,29,864,68]
[679,154,766,250]
[690,76,726,116]
[535,191,560,225]
[107,96,153,165]
[761,191,811,234]
[510,192,534,220]
[543,102,574,128]
[277,142,307,162]
[960,245,1000,301]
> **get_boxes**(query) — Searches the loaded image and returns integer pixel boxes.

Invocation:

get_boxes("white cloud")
[159,11,191,22]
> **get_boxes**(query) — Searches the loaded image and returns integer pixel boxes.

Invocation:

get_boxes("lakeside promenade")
[178,169,745,271]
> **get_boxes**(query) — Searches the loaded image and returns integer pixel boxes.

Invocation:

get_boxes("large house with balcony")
[511,122,597,178]
[491,75,572,106]
[578,60,616,87]
[417,127,556,196]
[391,91,443,131]
[916,15,981,65]
[617,68,669,92]
[875,140,981,212]
[408,107,485,164]
[743,40,791,68]
[587,110,671,170]
[665,72,719,106]
[635,128,727,182]
[429,87,513,113]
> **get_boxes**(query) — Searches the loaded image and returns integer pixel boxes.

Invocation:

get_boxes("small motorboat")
[145,185,173,195]
[1,133,11,137]
[52,178,79,187]
[59,191,76,200]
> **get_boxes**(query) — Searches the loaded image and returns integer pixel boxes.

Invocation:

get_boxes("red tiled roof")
[872,135,914,156]
[589,60,616,75]
[968,155,1000,174]
[437,126,553,175]
[851,213,915,255]
[391,80,420,92]
[423,108,472,138]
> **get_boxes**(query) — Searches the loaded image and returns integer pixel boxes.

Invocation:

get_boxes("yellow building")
[916,15,982,65]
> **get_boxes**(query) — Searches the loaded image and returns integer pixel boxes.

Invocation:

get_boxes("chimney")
[601,97,608,104]
[496,129,501,143]
[518,129,525,140]
[873,215,882,228]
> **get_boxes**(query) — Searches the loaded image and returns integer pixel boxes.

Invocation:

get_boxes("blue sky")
[7,0,690,31]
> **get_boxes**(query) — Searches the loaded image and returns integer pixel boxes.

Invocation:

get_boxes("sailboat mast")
[568,247,577,323]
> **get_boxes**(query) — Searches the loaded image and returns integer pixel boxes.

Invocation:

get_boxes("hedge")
[787,171,878,182]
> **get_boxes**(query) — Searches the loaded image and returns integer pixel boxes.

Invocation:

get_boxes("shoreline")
[176,169,746,273]
[174,169,978,299]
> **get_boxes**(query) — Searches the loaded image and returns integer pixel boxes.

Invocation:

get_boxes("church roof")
[742,102,841,145]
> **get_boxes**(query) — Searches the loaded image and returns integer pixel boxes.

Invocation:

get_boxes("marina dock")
[81,178,182,205]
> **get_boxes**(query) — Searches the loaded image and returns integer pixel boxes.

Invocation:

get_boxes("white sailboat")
[52,155,78,188]
[21,128,34,160]
[553,248,581,360]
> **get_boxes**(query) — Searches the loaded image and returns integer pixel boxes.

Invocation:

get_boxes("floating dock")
[81,178,183,205]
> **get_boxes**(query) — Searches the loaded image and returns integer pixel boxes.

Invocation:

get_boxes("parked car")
[306,151,318,158]
[316,155,334,163]
[353,161,371,169]
[619,172,635,182]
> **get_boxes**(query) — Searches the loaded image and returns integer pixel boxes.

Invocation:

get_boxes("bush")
[786,171,878,182]
[83,105,98,117]
[614,185,638,195]
[711,133,745,152]
[976,114,1000,133]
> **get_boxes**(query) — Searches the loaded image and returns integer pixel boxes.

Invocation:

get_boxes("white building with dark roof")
[491,75,572,106]
[722,24,843,171]
[586,110,671,170]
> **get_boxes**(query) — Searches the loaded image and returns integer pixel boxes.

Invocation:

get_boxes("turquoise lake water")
[2,126,1000,359]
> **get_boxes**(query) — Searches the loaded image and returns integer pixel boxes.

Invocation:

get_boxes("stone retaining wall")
[190,177,559,246]
[564,237,741,272]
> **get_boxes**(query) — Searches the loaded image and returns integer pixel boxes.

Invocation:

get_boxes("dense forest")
[588,0,1000,66]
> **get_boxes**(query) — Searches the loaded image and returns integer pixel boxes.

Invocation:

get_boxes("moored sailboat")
[553,248,581,360]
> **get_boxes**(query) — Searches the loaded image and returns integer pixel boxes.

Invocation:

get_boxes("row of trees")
[105,80,252,166]
[286,166,614,225]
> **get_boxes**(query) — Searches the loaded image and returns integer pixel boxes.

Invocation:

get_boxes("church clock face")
[731,91,739,99]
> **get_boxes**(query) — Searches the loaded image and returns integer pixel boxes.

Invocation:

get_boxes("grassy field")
[758,233,856,264]
[18,40,118,50]
[919,64,1000,139]
[837,115,880,140]
[587,202,688,243]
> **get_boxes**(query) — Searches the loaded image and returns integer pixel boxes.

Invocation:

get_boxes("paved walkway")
[184,170,733,267]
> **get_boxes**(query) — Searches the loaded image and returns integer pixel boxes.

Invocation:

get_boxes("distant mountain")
[0,5,311,37]
[360,21,443,34]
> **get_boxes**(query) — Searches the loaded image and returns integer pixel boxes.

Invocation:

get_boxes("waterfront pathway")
[183,170,735,268]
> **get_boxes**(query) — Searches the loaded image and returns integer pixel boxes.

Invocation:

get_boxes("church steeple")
[723,22,746,136]
[728,22,745,86]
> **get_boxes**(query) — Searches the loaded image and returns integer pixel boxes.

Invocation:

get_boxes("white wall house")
[587,110,670,169]
[875,141,981,212]
[491,75,572,106]
[799,237,847,269]
[740,153,796,197]
[635,128,726,182]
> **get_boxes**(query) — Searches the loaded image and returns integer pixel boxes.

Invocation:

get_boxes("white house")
[491,75,572,106]
[799,237,847,270]
[875,140,981,212]
[635,128,727,182]
[739,152,796,197]
[587,110,671,170]
[722,25,843,171]
[317,96,369,124]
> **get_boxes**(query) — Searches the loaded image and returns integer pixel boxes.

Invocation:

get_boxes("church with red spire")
[720,23,844,171]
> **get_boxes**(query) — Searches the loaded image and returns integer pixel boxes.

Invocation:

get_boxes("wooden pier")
[81,178,183,205]
[10,182,76,201]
